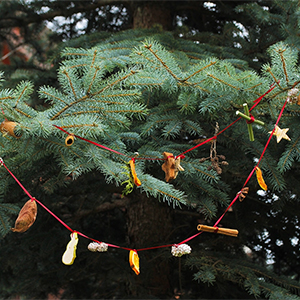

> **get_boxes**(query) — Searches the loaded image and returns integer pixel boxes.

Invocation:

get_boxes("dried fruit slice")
[129,159,141,186]
[129,250,140,275]
[255,167,267,191]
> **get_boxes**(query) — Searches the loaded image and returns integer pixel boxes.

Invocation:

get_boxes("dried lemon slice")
[129,250,140,275]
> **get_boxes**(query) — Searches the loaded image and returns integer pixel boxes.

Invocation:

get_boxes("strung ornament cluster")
[0,83,295,275]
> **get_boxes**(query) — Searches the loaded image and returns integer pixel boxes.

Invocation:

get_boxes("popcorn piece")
[171,244,192,257]
[88,242,108,252]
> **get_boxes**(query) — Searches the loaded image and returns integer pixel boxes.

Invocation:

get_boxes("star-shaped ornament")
[269,125,291,143]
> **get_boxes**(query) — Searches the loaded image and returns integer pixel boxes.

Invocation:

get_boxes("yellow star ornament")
[269,125,291,143]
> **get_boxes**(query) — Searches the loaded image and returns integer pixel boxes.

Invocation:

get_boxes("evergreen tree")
[1,1,300,299]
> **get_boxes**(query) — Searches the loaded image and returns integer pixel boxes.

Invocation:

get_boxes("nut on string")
[171,244,191,257]
[197,224,239,237]
[238,187,249,202]
[0,120,22,139]
[62,232,79,265]
[129,250,140,275]
[65,134,75,146]
[199,123,228,175]
[11,199,37,233]
[161,152,176,182]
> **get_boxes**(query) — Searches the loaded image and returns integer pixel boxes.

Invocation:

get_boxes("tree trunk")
[126,192,174,297]
[132,1,173,30]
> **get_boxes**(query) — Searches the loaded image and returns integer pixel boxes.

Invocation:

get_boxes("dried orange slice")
[129,250,140,275]
[129,159,141,186]
[255,167,267,191]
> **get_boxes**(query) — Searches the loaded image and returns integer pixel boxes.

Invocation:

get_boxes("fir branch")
[62,69,78,99]
[143,43,181,81]
[14,108,33,118]
[87,67,100,95]
[14,83,32,108]
[182,60,217,82]
[207,73,240,90]
[91,70,137,97]
[279,48,289,84]
[39,89,70,106]
[59,123,99,129]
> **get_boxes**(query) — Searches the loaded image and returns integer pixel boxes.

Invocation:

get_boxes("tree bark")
[126,192,174,297]
[132,1,173,30]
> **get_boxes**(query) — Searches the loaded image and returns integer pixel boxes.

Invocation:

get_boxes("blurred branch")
[0,1,130,29]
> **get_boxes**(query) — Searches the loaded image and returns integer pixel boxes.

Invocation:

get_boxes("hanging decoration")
[121,159,141,196]
[197,224,239,237]
[129,250,140,275]
[269,125,291,143]
[199,123,228,174]
[62,232,79,265]
[129,159,141,187]
[171,244,192,257]
[1,83,293,274]
[238,187,249,202]
[0,120,22,138]
[88,242,108,252]
[161,152,176,182]
[11,199,37,233]
[65,134,75,146]
[255,167,267,191]
[174,156,184,179]
[286,88,299,104]
[236,103,265,142]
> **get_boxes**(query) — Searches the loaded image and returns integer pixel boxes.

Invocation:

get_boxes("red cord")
[176,83,277,158]
[1,83,286,255]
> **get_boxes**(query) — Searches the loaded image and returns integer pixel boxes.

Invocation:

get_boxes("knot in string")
[175,154,185,160]
[246,114,255,124]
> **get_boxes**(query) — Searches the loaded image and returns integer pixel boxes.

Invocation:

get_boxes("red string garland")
[1,83,288,269]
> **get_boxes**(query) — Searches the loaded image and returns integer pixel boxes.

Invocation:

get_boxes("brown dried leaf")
[11,199,37,233]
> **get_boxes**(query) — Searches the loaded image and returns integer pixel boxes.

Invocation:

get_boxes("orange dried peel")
[129,159,141,186]
[129,250,140,275]
[255,167,267,191]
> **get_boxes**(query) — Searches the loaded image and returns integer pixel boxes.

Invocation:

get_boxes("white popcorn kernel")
[171,244,192,257]
[97,242,108,252]
[88,242,100,252]
[287,88,299,104]
[288,88,299,97]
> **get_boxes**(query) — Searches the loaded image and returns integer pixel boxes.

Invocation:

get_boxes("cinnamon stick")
[197,224,238,237]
